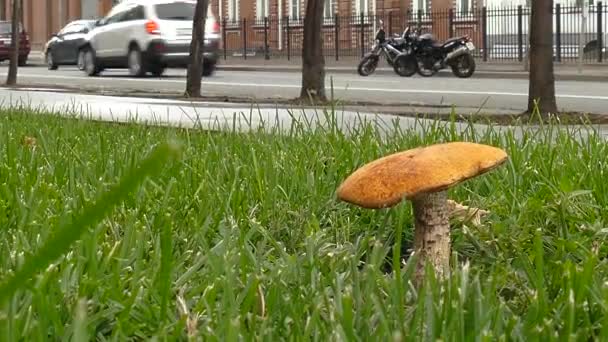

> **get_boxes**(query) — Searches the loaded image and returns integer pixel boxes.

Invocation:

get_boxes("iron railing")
[219,3,607,63]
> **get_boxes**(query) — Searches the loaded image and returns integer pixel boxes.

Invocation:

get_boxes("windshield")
[155,3,196,20]
[0,22,23,34]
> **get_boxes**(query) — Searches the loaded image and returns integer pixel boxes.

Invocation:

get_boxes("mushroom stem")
[412,190,451,283]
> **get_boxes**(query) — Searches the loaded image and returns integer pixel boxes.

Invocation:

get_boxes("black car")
[44,19,97,70]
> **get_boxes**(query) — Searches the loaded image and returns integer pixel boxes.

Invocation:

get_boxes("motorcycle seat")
[442,36,466,46]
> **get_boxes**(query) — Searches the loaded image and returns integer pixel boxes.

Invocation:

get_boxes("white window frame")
[289,0,301,22]
[256,0,269,19]
[411,0,428,14]
[324,0,335,23]
[456,0,474,15]
[228,0,239,24]
[355,0,369,15]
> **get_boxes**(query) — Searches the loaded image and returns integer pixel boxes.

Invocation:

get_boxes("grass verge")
[0,106,607,340]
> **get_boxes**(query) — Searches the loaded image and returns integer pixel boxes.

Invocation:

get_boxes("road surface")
[0,65,607,115]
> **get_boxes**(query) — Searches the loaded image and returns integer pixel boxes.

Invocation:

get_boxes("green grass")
[0,106,607,340]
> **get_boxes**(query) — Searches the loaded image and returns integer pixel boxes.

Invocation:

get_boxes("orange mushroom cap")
[337,142,508,209]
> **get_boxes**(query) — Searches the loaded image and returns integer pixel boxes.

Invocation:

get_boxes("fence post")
[556,4,561,63]
[334,14,339,61]
[517,5,523,62]
[242,18,247,60]
[222,18,227,60]
[360,12,365,58]
[482,7,488,62]
[598,2,604,63]
[286,16,290,61]
[264,17,270,60]
[448,8,454,38]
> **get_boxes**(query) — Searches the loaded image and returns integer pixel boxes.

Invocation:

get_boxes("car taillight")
[212,21,220,33]
[145,20,160,35]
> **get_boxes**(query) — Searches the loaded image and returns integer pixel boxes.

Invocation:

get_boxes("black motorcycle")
[411,30,477,78]
[357,22,417,77]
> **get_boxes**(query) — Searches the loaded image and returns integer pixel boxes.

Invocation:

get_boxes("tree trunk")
[5,0,20,86]
[527,0,557,115]
[300,0,326,103]
[185,0,208,98]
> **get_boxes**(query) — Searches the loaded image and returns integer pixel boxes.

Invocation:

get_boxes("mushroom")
[337,142,508,283]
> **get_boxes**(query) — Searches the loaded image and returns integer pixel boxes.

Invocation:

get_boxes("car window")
[122,5,145,21]
[105,9,127,25]
[59,23,75,35]
[62,23,86,35]
[155,3,196,20]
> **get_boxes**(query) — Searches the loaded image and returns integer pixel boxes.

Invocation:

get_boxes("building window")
[456,0,473,15]
[324,0,335,21]
[355,0,368,15]
[228,0,239,23]
[411,0,428,14]
[289,0,301,21]
[256,0,269,19]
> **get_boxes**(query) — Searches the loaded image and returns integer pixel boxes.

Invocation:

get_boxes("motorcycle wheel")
[451,54,476,78]
[357,56,378,76]
[393,55,417,77]
[416,59,437,77]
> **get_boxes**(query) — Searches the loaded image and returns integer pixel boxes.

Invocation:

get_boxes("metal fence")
[219,3,607,63]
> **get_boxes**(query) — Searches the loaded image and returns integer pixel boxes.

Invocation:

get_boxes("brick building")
[212,0,486,57]
[0,0,118,50]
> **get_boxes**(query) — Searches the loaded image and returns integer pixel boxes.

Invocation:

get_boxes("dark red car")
[0,21,30,66]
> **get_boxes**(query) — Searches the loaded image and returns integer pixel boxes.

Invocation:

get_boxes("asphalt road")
[0,65,607,115]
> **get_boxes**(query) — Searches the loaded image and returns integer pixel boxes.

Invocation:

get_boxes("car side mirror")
[81,28,89,34]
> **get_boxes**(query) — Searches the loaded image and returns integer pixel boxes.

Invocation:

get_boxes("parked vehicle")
[411,30,477,78]
[44,20,98,70]
[0,21,31,66]
[357,21,418,77]
[79,0,221,77]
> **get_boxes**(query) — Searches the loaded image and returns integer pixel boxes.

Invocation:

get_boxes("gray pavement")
[0,88,606,142]
[0,65,607,115]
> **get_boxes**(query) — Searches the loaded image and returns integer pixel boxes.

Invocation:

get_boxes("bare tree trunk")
[527,0,557,115]
[6,0,20,86]
[300,0,326,103]
[185,0,208,98]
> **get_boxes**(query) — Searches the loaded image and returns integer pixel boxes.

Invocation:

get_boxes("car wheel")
[18,56,27,67]
[128,46,146,77]
[83,48,100,77]
[77,50,86,71]
[46,51,58,70]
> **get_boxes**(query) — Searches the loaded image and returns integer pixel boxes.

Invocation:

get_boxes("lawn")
[1,107,608,340]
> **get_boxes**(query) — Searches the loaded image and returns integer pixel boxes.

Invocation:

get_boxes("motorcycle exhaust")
[445,46,468,63]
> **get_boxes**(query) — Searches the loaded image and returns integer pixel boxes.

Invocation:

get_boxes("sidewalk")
[25,51,608,81]
[216,57,608,81]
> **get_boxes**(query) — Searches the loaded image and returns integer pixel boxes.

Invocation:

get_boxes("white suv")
[80,0,220,77]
